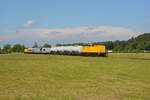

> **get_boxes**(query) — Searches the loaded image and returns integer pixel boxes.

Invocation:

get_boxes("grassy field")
[0,53,150,100]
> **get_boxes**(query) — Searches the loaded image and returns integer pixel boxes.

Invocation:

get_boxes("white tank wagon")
[49,46,82,54]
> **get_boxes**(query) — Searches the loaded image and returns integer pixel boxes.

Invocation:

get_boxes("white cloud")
[0,26,141,45]
[20,20,35,28]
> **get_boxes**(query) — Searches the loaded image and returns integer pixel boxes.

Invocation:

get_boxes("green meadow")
[0,53,150,100]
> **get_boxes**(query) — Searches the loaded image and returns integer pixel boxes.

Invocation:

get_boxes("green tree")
[3,44,11,53]
[144,42,150,50]
[0,48,2,54]
[12,44,25,52]
[113,40,125,52]
[137,42,145,51]
[105,41,114,50]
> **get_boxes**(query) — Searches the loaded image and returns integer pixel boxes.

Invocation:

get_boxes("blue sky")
[0,0,150,46]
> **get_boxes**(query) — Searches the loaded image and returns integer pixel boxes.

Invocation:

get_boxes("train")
[24,45,108,57]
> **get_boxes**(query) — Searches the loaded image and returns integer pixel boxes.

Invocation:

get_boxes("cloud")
[0,26,141,45]
[20,20,35,28]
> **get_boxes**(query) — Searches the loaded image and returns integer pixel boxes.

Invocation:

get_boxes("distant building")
[108,50,113,53]
[144,50,150,53]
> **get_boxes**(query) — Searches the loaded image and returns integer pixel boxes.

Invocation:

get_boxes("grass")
[0,53,150,100]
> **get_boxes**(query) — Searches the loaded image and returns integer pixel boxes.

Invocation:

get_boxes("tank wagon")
[24,45,108,57]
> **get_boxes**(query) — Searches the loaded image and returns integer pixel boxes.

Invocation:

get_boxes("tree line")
[0,44,25,54]
[100,33,150,52]
[0,33,150,53]
[53,33,150,52]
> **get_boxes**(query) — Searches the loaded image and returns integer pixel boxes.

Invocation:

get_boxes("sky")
[0,0,150,46]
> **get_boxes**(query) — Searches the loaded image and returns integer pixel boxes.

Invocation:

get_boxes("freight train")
[24,45,108,57]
